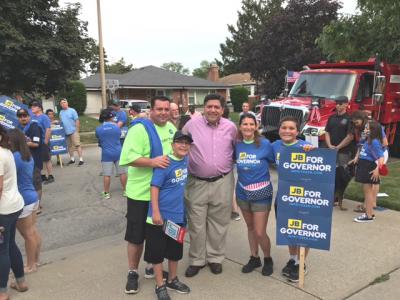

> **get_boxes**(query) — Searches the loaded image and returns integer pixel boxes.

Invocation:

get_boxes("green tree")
[0,1,95,95]
[230,86,249,112]
[161,62,190,75]
[87,41,109,74]
[317,0,400,63]
[218,0,284,76]
[192,60,212,79]
[219,0,341,97]
[107,58,134,74]
[58,80,87,115]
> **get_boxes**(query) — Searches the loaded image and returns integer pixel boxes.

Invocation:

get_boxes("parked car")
[119,99,151,113]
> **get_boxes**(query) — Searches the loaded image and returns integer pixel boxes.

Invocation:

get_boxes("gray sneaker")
[166,277,190,294]
[155,284,171,300]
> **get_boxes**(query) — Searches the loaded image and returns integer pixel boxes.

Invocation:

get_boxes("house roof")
[82,66,228,89]
[218,72,256,86]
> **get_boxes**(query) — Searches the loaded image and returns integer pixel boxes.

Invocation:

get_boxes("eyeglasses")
[174,140,191,145]
[17,114,28,118]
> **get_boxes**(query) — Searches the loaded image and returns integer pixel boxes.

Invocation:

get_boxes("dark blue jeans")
[0,209,24,292]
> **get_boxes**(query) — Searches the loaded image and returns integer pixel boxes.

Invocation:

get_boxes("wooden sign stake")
[299,246,305,288]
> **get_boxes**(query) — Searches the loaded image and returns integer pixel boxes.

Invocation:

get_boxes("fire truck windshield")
[289,73,356,100]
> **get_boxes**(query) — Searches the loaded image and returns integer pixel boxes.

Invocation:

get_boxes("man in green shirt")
[120,96,176,294]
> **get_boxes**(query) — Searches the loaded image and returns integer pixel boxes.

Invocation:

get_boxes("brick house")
[81,65,228,114]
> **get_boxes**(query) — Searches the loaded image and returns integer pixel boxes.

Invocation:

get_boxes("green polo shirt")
[119,121,176,201]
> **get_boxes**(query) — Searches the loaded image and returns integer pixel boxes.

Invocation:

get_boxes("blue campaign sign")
[0,95,29,129]
[49,124,68,155]
[276,147,336,251]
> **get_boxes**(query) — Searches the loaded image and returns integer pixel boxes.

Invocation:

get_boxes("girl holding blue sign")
[235,113,275,276]
[272,116,313,283]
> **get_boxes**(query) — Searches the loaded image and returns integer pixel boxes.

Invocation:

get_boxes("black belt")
[192,172,230,182]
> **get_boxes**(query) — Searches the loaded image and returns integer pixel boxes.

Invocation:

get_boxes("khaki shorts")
[66,131,81,150]
[102,161,127,176]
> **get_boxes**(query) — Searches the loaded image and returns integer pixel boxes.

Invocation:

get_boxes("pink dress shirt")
[182,116,237,178]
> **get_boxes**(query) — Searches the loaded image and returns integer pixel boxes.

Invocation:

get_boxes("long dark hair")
[366,120,383,145]
[0,124,10,149]
[8,128,32,161]
[238,113,261,147]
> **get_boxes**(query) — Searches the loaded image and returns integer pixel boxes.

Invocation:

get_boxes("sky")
[61,0,358,72]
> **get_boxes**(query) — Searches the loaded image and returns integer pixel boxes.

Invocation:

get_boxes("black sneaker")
[78,160,84,166]
[287,264,307,283]
[262,257,273,276]
[67,160,75,165]
[354,213,374,223]
[125,270,139,294]
[44,175,54,185]
[241,256,262,273]
[282,259,296,277]
[144,266,154,279]
[166,277,190,294]
[41,174,48,182]
[155,284,171,300]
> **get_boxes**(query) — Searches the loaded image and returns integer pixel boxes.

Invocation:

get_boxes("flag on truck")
[287,71,300,83]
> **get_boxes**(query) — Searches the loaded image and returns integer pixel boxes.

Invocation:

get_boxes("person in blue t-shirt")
[16,108,43,203]
[8,129,42,274]
[144,131,193,299]
[95,108,127,199]
[30,101,55,184]
[352,120,384,223]
[235,113,275,276]
[59,98,84,165]
[110,99,128,145]
[272,116,313,283]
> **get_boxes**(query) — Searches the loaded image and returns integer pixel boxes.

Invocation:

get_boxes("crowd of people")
[0,94,387,300]
[0,98,84,300]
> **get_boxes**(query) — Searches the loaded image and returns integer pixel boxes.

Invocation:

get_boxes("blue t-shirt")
[95,122,122,162]
[359,139,384,162]
[60,108,78,135]
[235,138,274,200]
[113,110,127,126]
[32,114,51,142]
[13,152,38,206]
[148,155,188,224]
[18,121,43,170]
[272,139,310,165]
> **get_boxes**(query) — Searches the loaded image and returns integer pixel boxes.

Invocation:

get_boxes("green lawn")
[230,112,240,124]
[344,160,400,211]
[79,115,99,132]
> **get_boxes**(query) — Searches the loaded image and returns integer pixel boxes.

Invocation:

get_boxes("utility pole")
[97,0,107,108]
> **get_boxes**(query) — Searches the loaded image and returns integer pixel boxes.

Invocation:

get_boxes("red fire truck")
[260,57,400,156]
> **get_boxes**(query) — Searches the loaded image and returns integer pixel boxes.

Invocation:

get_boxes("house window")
[156,90,165,96]
[188,91,196,105]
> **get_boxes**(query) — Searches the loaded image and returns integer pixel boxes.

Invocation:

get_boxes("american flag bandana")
[239,181,273,201]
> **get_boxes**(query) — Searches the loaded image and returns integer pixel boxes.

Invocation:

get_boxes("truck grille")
[261,106,304,132]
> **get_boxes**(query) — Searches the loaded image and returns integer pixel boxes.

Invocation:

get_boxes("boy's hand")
[151,155,169,169]
[152,211,163,225]
[303,145,316,152]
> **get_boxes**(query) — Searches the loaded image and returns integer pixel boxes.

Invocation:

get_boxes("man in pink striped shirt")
[182,94,237,277]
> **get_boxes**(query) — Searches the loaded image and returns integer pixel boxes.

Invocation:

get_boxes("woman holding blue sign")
[235,113,275,276]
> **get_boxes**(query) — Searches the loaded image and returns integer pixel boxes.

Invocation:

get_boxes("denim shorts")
[236,197,272,212]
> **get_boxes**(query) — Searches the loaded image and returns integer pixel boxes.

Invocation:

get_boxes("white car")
[119,99,150,113]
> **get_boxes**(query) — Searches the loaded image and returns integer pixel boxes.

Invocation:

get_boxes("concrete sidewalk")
[9,198,400,300]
